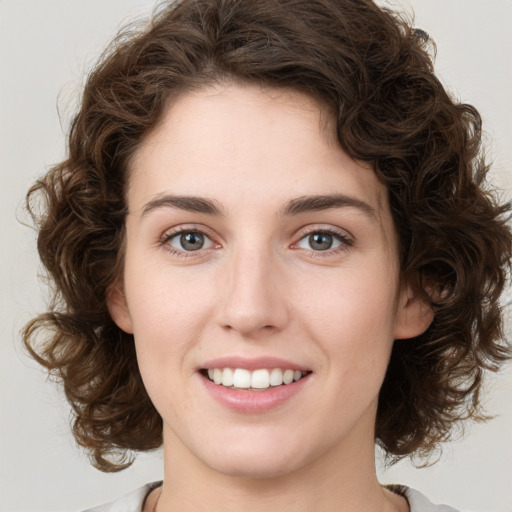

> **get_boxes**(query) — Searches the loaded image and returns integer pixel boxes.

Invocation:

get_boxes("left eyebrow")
[140,194,224,217]
[282,194,376,219]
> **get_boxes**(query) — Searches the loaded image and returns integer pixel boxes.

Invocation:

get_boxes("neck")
[154,426,407,512]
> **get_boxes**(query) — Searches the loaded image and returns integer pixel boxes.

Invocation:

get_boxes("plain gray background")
[1,1,511,511]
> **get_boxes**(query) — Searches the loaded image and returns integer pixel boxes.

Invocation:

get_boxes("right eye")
[166,230,214,252]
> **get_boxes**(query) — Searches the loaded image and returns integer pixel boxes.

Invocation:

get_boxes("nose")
[217,246,290,337]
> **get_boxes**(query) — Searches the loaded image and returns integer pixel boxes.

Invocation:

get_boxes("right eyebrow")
[139,194,224,217]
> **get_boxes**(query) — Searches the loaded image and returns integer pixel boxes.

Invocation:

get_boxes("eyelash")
[160,226,353,258]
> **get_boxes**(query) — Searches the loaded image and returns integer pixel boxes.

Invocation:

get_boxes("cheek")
[300,264,398,323]
[124,251,216,329]
[295,265,399,367]
[122,261,214,381]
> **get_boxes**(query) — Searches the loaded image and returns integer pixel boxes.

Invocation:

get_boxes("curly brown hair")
[24,0,512,472]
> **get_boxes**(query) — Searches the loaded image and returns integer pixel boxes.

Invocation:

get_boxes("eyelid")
[160,223,217,242]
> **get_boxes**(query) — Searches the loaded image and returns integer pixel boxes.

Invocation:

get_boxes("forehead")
[128,83,389,219]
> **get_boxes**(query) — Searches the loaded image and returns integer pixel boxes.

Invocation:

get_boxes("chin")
[197,439,308,480]
[208,458,300,480]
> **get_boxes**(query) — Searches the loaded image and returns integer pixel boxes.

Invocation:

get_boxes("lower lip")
[200,373,310,414]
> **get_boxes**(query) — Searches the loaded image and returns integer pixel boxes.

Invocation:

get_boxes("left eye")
[167,231,214,252]
[296,231,348,251]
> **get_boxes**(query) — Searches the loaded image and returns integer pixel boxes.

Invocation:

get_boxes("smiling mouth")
[202,368,311,391]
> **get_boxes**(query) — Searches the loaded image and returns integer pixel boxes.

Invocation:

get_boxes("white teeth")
[251,369,270,389]
[283,369,294,385]
[232,368,251,388]
[221,367,234,387]
[269,368,283,386]
[213,368,222,385]
[205,367,308,389]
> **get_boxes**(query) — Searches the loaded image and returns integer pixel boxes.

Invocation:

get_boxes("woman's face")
[110,83,430,479]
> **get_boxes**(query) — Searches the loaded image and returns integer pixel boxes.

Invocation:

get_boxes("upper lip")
[200,356,310,372]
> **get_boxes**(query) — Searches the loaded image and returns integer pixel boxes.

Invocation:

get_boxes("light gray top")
[82,482,460,512]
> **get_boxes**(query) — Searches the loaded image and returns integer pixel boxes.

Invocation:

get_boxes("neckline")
[141,482,411,512]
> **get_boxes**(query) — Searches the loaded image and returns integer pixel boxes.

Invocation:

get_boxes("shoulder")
[81,482,162,512]
[389,485,460,512]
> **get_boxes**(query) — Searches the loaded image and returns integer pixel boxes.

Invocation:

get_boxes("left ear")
[394,280,434,340]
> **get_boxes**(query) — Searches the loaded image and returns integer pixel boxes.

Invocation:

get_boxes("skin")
[109,83,433,512]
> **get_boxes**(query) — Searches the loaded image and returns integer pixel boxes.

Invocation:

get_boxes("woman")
[23,0,511,511]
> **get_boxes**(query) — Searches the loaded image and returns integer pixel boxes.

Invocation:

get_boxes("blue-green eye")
[296,231,350,251]
[168,231,213,251]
